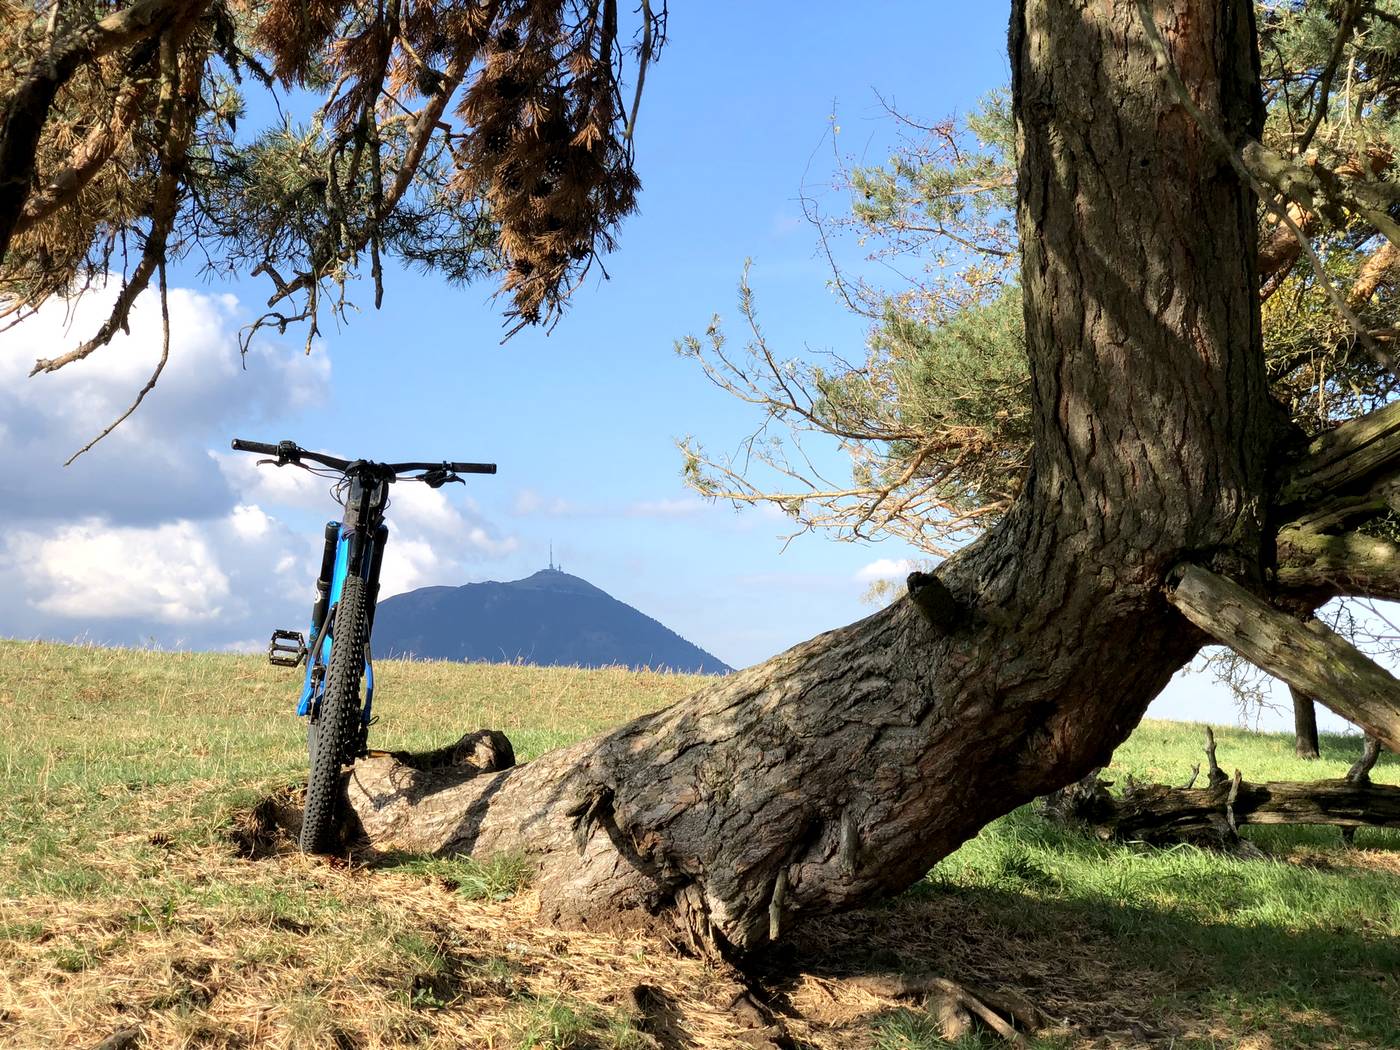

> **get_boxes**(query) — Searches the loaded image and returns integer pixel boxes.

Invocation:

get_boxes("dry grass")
[0,639,1397,1048]
[2,843,739,1049]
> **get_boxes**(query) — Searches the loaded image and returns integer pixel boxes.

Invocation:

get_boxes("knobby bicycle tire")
[300,572,368,854]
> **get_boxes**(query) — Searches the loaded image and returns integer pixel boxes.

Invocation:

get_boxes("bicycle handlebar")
[230,439,496,476]
[230,438,282,457]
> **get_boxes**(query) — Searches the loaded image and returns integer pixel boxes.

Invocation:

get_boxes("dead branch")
[64,260,171,465]
[846,973,1042,1046]
[1202,725,1230,787]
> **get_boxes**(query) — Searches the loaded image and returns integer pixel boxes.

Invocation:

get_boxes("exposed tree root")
[844,973,1045,1045]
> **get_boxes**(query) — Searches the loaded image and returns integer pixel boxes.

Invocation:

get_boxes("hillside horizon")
[372,566,733,674]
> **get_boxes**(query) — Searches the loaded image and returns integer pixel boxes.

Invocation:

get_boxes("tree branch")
[1294,0,1364,154]
[13,43,155,234]
[0,0,205,261]
[1136,0,1394,368]
[1275,525,1400,602]
[1278,397,1400,506]
[1348,240,1400,306]
[28,21,199,377]
[249,47,470,339]
[63,260,171,465]
[1167,564,1400,751]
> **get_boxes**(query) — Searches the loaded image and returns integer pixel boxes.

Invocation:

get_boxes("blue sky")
[0,3,1359,734]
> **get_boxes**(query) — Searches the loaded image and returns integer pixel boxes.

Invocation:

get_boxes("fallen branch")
[1046,729,1398,852]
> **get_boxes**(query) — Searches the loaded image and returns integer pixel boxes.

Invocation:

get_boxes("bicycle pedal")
[268,629,307,667]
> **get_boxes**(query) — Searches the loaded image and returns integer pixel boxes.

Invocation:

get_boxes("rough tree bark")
[345,1,1400,953]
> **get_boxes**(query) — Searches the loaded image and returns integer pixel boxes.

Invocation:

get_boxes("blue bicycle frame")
[297,519,387,742]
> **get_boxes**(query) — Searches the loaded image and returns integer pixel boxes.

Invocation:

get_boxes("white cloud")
[8,518,230,622]
[377,481,518,596]
[0,280,329,526]
[229,503,273,539]
[215,449,330,513]
[376,537,445,598]
[464,526,517,557]
[853,557,917,583]
[0,281,521,650]
[217,460,521,601]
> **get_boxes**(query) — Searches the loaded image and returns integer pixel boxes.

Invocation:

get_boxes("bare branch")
[64,260,171,465]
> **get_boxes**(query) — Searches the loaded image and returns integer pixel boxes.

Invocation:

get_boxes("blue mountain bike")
[231,438,496,853]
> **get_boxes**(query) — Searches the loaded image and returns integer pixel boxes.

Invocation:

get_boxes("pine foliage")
[0,0,665,382]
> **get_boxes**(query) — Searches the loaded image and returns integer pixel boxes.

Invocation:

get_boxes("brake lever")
[257,441,303,468]
[419,467,464,489]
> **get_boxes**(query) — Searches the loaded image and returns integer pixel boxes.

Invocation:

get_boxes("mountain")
[371,568,733,674]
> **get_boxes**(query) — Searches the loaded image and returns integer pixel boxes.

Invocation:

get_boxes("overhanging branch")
[0,0,203,261]
[1167,564,1400,751]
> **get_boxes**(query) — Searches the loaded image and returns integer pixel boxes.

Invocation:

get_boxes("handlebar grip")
[231,438,281,456]
[447,462,497,474]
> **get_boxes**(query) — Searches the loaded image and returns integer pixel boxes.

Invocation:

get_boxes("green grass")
[0,639,701,899]
[0,638,1396,1048]
[506,995,649,1050]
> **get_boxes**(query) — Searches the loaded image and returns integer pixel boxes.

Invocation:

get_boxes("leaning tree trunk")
[347,0,1400,954]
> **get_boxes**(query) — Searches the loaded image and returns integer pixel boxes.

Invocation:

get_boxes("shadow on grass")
[1317,730,1396,766]
[755,812,1398,1048]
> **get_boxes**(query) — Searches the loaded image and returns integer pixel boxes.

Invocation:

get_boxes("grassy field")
[0,638,1396,1049]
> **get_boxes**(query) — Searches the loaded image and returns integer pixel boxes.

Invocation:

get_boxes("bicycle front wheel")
[300,572,368,854]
